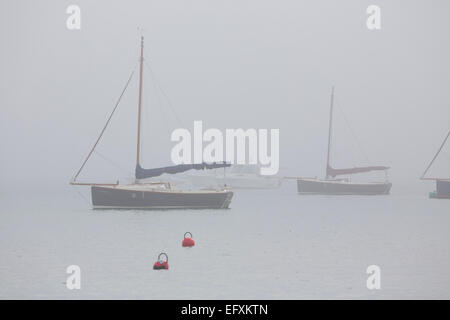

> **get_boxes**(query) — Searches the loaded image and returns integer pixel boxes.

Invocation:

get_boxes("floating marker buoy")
[153,252,169,270]
[182,232,195,247]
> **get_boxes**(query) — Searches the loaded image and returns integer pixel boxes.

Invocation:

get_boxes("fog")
[1,0,449,195]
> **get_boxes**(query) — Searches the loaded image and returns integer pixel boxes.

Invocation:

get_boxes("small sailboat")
[297,87,392,195]
[185,164,282,189]
[421,130,450,199]
[70,37,233,209]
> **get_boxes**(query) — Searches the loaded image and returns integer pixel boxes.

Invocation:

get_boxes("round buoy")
[153,252,169,270]
[182,232,195,247]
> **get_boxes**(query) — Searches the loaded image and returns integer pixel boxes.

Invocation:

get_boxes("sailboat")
[420,130,450,199]
[70,37,234,209]
[185,164,282,189]
[297,87,392,195]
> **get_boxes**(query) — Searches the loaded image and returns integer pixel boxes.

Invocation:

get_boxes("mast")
[136,36,144,167]
[326,86,334,179]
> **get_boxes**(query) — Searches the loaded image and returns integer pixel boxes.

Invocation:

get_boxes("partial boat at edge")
[421,130,450,199]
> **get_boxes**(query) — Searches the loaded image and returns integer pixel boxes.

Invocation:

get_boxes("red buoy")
[153,252,169,270]
[182,232,195,247]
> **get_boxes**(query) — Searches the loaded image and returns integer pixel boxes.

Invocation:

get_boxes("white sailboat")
[185,165,282,189]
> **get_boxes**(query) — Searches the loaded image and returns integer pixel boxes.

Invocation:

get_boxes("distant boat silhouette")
[185,164,282,189]
[297,87,392,195]
[70,37,233,209]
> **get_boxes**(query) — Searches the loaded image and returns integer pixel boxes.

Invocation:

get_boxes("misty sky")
[1,0,449,194]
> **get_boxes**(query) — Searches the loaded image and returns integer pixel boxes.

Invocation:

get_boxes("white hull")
[186,174,281,190]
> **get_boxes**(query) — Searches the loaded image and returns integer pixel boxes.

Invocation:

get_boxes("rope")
[140,61,171,166]
[70,184,91,206]
[144,62,171,134]
[72,63,138,181]
[139,58,185,168]
[93,150,134,177]
[144,60,185,127]
[334,96,371,165]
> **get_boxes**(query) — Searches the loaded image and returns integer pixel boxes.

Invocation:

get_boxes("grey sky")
[1,0,449,193]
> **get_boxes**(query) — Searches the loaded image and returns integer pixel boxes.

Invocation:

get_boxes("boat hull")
[91,186,233,209]
[435,180,450,199]
[297,178,392,195]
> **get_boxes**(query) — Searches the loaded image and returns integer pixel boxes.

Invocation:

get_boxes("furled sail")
[136,162,231,179]
[327,165,389,178]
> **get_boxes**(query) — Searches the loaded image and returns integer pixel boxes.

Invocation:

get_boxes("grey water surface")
[1,183,449,299]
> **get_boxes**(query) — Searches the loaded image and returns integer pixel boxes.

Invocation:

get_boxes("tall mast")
[326,86,334,178]
[136,36,144,166]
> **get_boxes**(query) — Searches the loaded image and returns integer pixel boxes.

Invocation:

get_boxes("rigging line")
[70,184,91,206]
[144,61,173,128]
[421,130,450,179]
[72,64,137,182]
[139,78,170,165]
[444,153,450,162]
[145,62,171,132]
[93,150,134,177]
[139,60,170,163]
[334,96,371,165]
[144,59,185,127]
[140,66,172,164]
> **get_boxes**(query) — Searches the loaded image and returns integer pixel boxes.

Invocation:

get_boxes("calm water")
[1,182,449,299]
